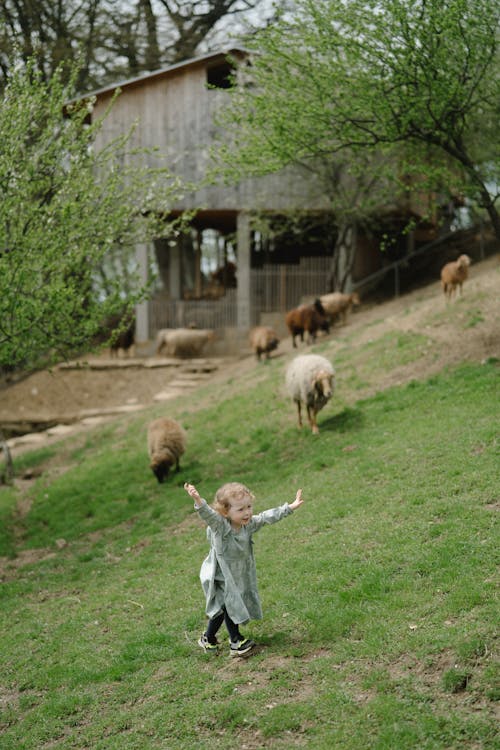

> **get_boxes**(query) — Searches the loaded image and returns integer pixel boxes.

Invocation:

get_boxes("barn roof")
[81,47,250,100]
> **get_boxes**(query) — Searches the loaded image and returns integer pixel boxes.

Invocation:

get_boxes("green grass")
[0,314,499,748]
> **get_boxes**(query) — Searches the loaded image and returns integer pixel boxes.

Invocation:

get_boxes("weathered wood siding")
[90,54,329,214]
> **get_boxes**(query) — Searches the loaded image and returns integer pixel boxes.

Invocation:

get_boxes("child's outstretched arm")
[184,482,203,507]
[289,488,304,511]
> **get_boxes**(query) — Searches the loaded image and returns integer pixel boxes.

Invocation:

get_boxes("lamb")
[320,291,361,325]
[440,255,471,299]
[156,328,215,357]
[147,417,187,483]
[285,299,330,348]
[285,354,335,434]
[249,326,280,361]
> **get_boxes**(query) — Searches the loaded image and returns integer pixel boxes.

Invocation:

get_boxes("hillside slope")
[0,258,498,750]
[1,255,498,436]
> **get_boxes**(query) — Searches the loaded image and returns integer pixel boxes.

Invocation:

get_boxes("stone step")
[59,357,223,371]
[153,389,185,402]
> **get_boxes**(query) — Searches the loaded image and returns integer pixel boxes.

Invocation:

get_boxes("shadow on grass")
[320,406,364,433]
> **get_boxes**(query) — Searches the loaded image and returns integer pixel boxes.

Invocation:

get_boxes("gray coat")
[196,499,293,625]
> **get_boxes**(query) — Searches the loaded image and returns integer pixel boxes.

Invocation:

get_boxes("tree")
[0,0,285,92]
[0,0,102,90]
[212,0,500,248]
[0,61,185,372]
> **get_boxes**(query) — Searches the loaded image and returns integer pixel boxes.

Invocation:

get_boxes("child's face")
[226,497,253,529]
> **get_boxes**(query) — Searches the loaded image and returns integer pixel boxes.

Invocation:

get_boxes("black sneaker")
[229,638,256,657]
[198,634,219,653]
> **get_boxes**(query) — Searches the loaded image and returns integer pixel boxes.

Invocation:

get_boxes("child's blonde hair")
[213,482,255,516]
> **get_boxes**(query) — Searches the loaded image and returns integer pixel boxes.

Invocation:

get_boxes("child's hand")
[289,488,303,511]
[184,482,202,506]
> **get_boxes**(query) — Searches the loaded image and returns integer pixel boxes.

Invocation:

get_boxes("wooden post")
[280,265,287,311]
[195,230,202,298]
[237,211,251,329]
[135,242,150,343]
[169,239,181,299]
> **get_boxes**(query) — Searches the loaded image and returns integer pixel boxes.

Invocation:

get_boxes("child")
[184,481,304,657]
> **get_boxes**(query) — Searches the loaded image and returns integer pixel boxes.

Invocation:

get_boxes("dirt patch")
[0,360,220,424]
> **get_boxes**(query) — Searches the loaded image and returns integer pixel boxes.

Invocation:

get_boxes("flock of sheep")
[147,291,358,481]
[147,254,472,482]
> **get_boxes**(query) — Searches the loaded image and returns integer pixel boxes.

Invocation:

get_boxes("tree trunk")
[140,0,161,71]
[328,223,357,292]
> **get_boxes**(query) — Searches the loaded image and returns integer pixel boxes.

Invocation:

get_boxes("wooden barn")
[86,48,454,352]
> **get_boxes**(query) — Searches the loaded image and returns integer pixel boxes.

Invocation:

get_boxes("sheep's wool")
[286,354,335,404]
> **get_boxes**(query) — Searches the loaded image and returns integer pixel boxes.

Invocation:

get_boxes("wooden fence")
[250,256,332,320]
[149,289,238,336]
[149,256,331,335]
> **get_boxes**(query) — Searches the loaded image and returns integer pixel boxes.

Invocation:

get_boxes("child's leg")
[224,612,256,656]
[223,610,243,643]
[204,611,225,644]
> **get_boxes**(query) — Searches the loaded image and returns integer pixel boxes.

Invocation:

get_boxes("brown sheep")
[148,417,187,484]
[109,315,135,358]
[285,299,330,348]
[249,326,280,360]
[320,292,361,325]
[93,310,136,357]
[440,255,471,299]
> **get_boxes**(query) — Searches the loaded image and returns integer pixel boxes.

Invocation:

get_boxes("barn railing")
[352,222,495,297]
[149,289,238,337]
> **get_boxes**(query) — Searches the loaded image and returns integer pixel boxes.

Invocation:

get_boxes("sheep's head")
[457,254,471,269]
[313,298,326,315]
[151,459,171,484]
[313,370,334,399]
[351,292,361,306]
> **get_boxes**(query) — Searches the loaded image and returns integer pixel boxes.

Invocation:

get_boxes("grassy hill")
[0,262,499,749]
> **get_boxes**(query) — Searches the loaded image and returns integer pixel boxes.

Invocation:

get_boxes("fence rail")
[353,223,493,296]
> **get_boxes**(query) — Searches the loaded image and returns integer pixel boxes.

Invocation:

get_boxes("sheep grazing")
[156,328,215,358]
[320,291,361,325]
[285,354,335,434]
[249,326,280,361]
[147,417,187,483]
[285,299,330,348]
[440,255,471,300]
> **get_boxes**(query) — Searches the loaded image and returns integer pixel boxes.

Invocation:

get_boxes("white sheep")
[285,354,335,434]
[440,255,471,299]
[320,292,360,325]
[147,417,187,483]
[156,328,215,358]
[249,326,280,360]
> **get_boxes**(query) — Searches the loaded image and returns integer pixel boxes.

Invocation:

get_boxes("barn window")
[206,61,235,89]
